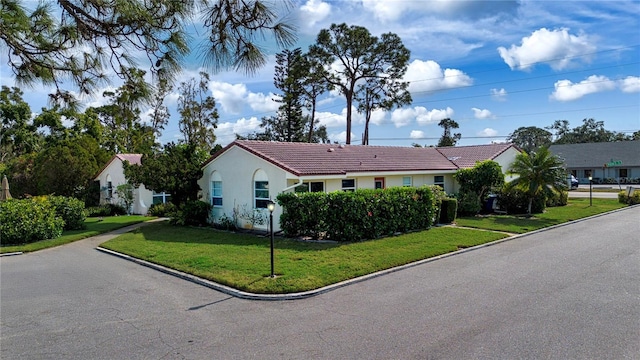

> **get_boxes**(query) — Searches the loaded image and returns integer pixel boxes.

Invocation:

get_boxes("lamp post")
[267,200,276,278]
[589,176,593,206]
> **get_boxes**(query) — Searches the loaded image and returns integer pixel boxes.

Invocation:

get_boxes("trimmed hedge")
[170,200,212,226]
[0,198,64,245]
[277,186,437,242]
[148,202,177,217]
[84,203,127,217]
[439,198,458,224]
[48,195,86,230]
[618,190,640,205]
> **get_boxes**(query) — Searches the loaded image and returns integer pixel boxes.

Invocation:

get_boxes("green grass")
[455,198,626,234]
[100,224,507,294]
[1,215,153,254]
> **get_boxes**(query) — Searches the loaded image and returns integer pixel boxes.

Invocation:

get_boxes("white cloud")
[410,130,425,139]
[209,81,278,115]
[490,88,507,101]
[472,107,494,119]
[405,60,472,94]
[478,128,498,137]
[314,106,362,128]
[361,0,519,22]
[216,117,262,146]
[550,75,616,101]
[369,109,387,126]
[620,76,640,93]
[498,28,596,71]
[329,131,354,144]
[299,0,331,27]
[390,106,454,127]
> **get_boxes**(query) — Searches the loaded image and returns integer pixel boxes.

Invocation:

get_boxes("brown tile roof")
[205,140,459,176]
[436,143,518,168]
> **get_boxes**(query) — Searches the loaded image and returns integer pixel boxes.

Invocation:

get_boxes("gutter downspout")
[281,178,304,193]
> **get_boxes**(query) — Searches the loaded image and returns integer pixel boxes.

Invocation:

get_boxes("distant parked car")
[570,175,579,189]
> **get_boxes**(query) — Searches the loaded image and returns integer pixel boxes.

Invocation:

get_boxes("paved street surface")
[2,207,639,359]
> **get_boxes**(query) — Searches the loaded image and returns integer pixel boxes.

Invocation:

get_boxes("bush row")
[494,185,568,215]
[618,190,640,205]
[277,186,438,242]
[84,203,127,217]
[1,196,86,245]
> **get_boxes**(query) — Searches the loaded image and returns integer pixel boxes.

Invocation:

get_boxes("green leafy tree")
[547,118,627,144]
[437,118,461,147]
[1,0,295,102]
[454,160,505,214]
[356,76,411,145]
[177,71,219,152]
[308,23,411,144]
[507,126,552,154]
[507,147,565,215]
[0,86,43,162]
[124,143,208,207]
[301,53,332,143]
[32,136,110,200]
[90,67,157,153]
[115,183,135,214]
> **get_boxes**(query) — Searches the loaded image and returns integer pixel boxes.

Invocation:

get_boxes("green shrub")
[0,198,64,245]
[48,195,86,230]
[148,202,177,217]
[277,186,436,242]
[497,185,545,214]
[439,198,458,224]
[170,201,212,226]
[618,190,640,205]
[456,190,482,216]
[546,190,568,208]
[84,203,127,217]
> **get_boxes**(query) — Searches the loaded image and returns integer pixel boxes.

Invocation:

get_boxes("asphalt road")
[2,207,639,359]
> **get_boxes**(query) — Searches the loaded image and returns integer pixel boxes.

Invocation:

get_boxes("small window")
[107,181,113,198]
[153,191,171,205]
[584,169,592,178]
[342,179,356,192]
[434,175,444,188]
[619,168,628,178]
[295,182,325,193]
[211,181,222,206]
[402,176,412,187]
[374,177,385,189]
[255,181,269,208]
[571,170,577,177]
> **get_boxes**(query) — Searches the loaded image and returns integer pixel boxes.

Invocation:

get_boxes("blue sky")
[2,0,639,147]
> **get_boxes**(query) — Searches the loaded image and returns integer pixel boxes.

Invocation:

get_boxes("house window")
[295,182,324,193]
[342,179,356,192]
[434,175,444,188]
[571,170,577,177]
[211,181,222,206]
[402,176,412,187]
[584,169,592,178]
[107,181,113,199]
[374,177,385,189]
[254,181,270,208]
[153,191,171,205]
[619,168,628,178]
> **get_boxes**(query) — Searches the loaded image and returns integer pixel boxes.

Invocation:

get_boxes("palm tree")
[508,147,566,215]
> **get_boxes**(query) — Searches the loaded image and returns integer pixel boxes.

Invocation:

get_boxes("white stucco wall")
[95,158,153,215]
[493,147,520,182]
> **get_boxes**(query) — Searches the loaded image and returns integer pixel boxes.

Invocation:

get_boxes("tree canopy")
[1,0,296,102]
[308,23,411,144]
[507,126,552,154]
[437,118,461,147]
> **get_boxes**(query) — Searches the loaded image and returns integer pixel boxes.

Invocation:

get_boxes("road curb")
[96,204,639,301]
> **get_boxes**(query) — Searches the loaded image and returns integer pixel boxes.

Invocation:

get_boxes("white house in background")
[94,154,171,215]
[198,140,521,231]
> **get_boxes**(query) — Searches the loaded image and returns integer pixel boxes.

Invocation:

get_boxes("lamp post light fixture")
[588,176,593,206]
[266,200,276,278]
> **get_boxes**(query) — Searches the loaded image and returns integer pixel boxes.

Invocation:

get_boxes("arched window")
[253,170,269,209]
[211,171,223,207]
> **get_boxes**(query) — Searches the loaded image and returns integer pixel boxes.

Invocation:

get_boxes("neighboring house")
[198,140,521,231]
[549,140,640,184]
[94,154,171,214]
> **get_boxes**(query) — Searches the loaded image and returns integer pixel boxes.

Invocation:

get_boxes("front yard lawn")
[455,198,626,234]
[100,224,508,294]
[1,215,153,254]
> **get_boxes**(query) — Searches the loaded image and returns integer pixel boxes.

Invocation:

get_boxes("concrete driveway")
[2,207,639,359]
